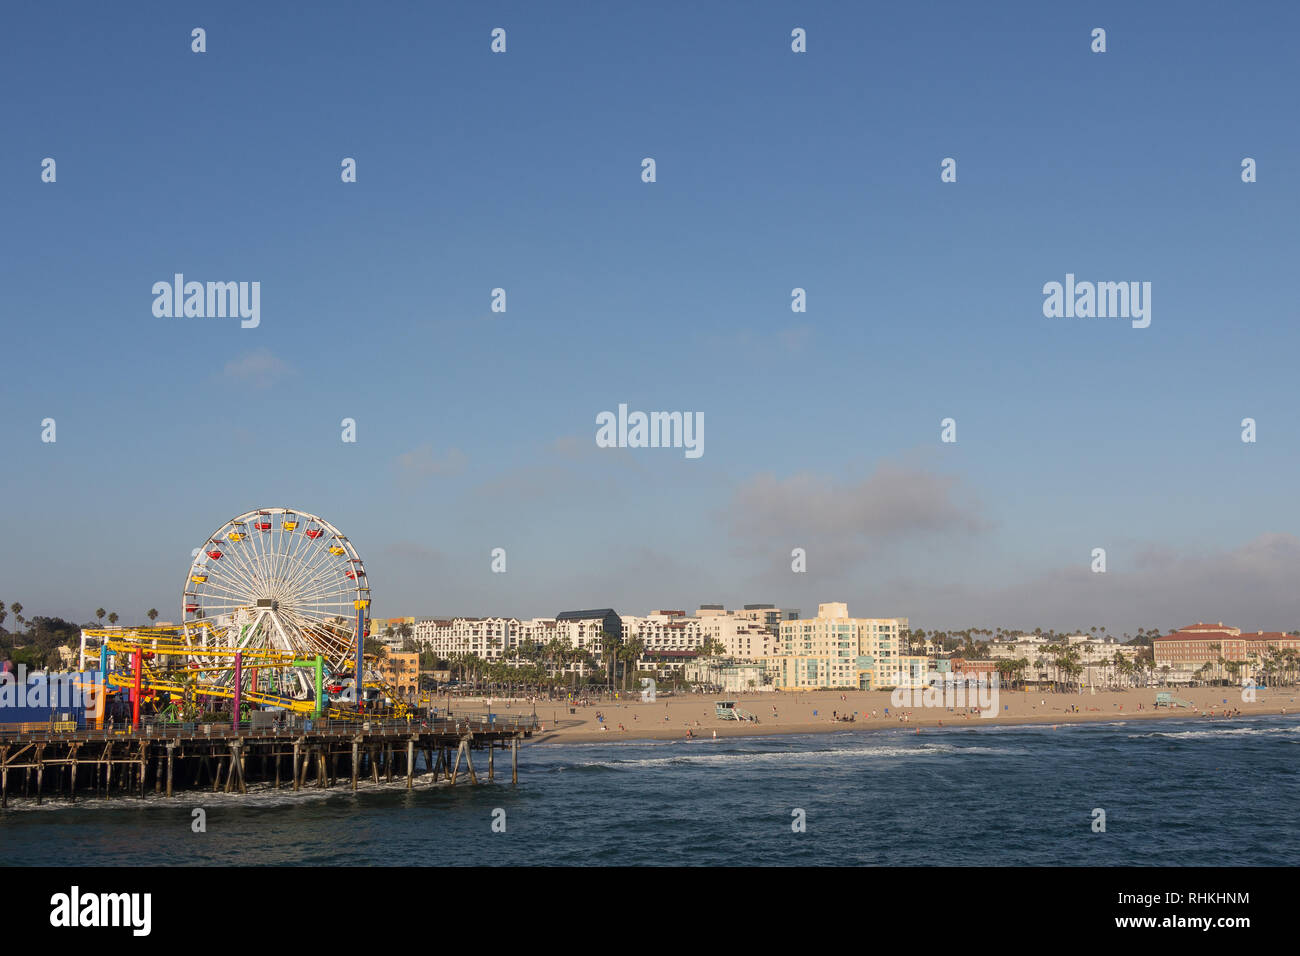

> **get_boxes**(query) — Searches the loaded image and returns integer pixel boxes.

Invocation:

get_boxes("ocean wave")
[555,742,1022,771]
[1126,725,1300,741]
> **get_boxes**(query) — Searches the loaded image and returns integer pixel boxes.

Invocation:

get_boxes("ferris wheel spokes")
[181,509,370,691]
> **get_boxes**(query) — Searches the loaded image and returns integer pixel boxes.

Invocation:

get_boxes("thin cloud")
[222,348,293,389]
[900,533,1300,633]
[727,462,987,546]
[394,444,467,485]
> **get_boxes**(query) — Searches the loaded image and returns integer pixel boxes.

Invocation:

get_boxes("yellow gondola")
[282,519,298,531]
[227,532,245,541]
[190,574,208,584]
[354,599,370,609]
[328,546,346,556]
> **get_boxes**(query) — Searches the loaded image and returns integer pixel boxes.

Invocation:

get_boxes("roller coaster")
[82,625,416,725]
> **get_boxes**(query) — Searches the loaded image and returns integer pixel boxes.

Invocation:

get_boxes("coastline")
[471,687,1300,747]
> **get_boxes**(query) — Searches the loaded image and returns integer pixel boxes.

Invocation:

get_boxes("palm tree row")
[905,624,1179,658]
[1,601,162,637]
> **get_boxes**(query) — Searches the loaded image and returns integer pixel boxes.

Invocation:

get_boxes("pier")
[0,713,534,806]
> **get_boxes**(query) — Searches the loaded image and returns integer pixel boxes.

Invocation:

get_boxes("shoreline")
[490,688,1300,747]
[526,707,1300,746]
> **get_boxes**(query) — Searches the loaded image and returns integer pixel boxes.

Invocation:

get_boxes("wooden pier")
[0,714,533,806]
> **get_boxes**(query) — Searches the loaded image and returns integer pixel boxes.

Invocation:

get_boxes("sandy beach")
[453,687,1300,745]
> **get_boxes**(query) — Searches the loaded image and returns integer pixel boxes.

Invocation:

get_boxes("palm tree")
[107,612,119,627]
[11,602,24,633]
[95,608,106,626]
[147,608,159,624]
[600,633,620,692]
[621,636,646,690]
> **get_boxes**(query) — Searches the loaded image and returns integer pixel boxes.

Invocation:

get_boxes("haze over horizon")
[3,2,1298,635]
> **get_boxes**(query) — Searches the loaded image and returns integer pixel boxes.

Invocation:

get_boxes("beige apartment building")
[696,612,775,660]
[378,651,420,699]
[764,603,908,690]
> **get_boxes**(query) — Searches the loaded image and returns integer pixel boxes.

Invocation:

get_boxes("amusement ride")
[80,508,412,726]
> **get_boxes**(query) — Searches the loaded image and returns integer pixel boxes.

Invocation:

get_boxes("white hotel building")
[413,616,612,674]
[411,604,790,681]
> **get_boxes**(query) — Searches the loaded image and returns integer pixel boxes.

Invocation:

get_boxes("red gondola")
[256,521,272,531]
[304,528,323,539]
[207,549,223,559]
[185,604,199,613]
[345,570,357,579]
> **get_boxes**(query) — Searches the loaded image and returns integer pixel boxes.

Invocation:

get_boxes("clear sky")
[2,1,1298,635]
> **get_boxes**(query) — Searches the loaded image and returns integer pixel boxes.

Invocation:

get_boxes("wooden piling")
[463,739,478,785]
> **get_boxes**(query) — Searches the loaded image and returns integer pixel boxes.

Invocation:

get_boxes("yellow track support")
[92,625,320,715]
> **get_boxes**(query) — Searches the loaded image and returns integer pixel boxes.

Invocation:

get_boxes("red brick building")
[1152,622,1300,681]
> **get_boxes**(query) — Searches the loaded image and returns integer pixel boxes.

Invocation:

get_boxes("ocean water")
[4,716,1298,866]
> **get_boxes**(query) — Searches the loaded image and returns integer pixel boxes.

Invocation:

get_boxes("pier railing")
[0,712,538,744]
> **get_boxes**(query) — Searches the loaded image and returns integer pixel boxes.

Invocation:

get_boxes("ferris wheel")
[182,509,370,692]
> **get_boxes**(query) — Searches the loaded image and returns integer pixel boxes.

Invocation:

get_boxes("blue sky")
[2,1,1299,634]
